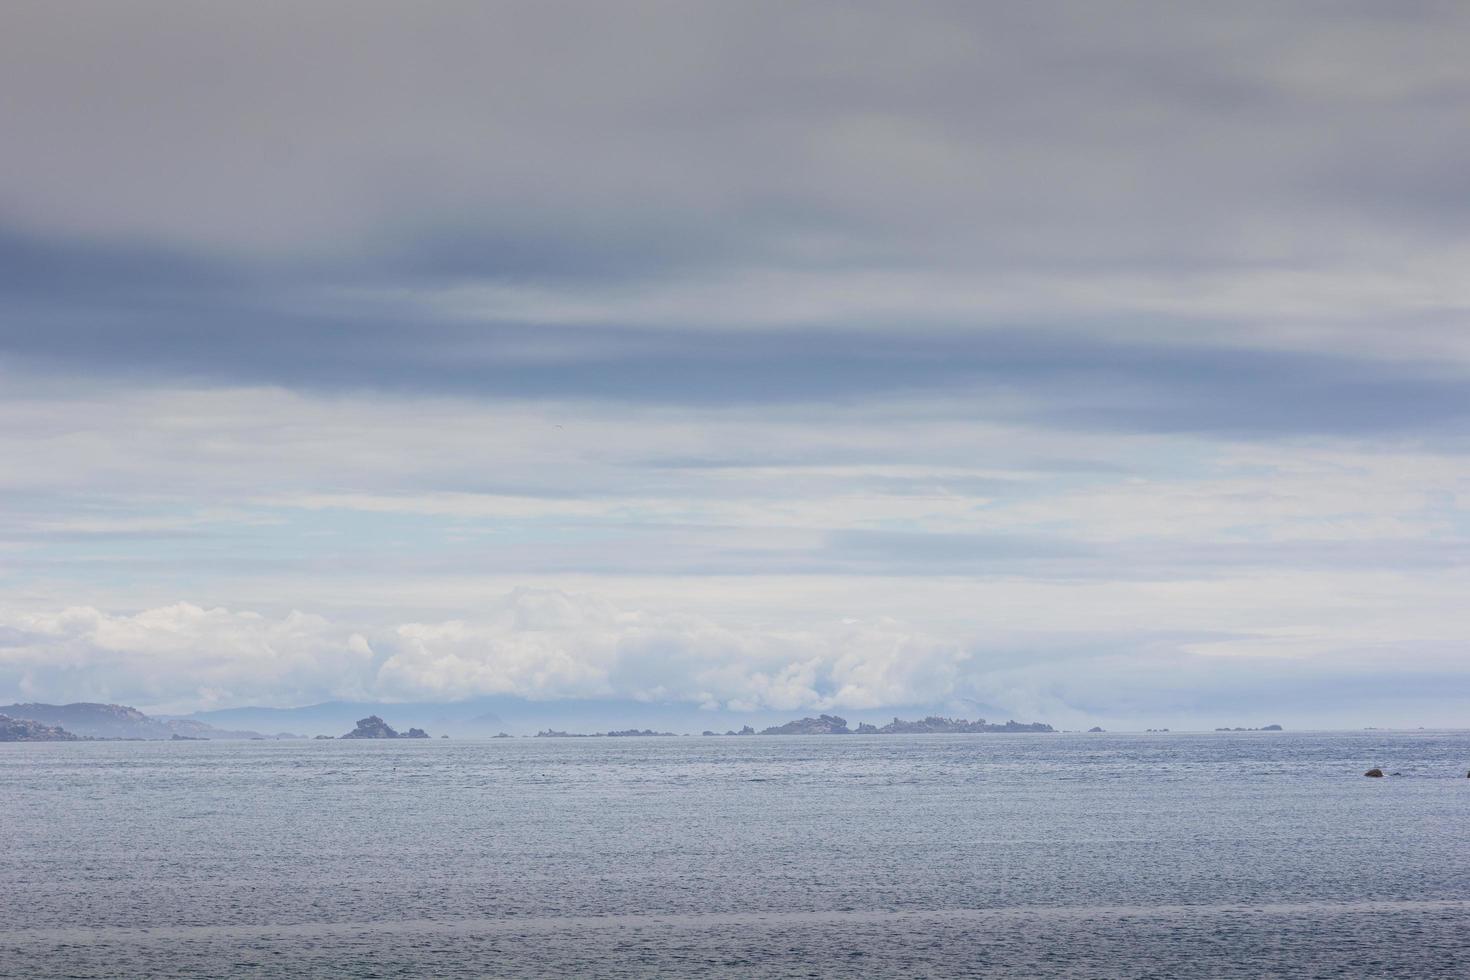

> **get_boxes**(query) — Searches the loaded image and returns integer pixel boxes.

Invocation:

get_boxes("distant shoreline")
[7,700,1470,744]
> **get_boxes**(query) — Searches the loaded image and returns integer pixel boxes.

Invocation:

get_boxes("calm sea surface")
[2,732,1466,978]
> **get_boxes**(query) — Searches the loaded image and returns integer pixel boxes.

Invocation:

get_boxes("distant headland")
[0,702,302,741]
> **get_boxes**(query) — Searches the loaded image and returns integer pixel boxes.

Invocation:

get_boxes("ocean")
[2,731,1466,977]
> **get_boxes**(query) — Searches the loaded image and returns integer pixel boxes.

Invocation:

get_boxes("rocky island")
[743,714,1056,735]
[762,714,855,735]
[340,716,430,739]
[855,716,1055,734]
[690,715,1063,736]
[1214,725,1284,731]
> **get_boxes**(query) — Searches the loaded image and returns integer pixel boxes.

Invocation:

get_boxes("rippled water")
[2,732,1466,977]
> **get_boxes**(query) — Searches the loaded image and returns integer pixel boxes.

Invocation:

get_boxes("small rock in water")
[1363,768,1384,777]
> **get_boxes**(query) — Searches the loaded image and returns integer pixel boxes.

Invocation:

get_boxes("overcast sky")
[2,1,1468,726]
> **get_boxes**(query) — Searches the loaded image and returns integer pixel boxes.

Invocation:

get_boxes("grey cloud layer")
[4,2,1469,436]
[5,2,1468,260]
[4,225,1468,438]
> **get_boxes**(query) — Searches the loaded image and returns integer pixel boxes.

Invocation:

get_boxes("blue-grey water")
[2,732,1466,978]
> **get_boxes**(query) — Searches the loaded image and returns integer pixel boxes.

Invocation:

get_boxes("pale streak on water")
[2,732,1467,977]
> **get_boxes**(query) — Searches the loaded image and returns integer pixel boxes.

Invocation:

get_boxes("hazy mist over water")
[3,732,1466,977]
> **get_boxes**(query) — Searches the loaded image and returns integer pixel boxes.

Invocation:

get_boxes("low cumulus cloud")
[3,587,1467,727]
[5,1,1470,397]
[0,591,970,715]
[389,589,979,712]
[0,603,376,712]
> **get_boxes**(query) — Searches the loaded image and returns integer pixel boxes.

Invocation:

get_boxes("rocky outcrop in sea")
[761,714,852,735]
[340,716,431,739]
[535,728,677,737]
[855,716,1055,734]
[705,715,1059,736]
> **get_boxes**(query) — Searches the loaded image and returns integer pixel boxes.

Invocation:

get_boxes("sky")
[2,1,1468,728]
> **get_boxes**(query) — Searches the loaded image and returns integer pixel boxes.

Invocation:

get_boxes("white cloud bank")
[3,586,1466,727]
[0,591,970,716]
[0,603,376,712]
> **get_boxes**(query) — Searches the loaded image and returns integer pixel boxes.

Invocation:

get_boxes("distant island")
[699,714,1055,736]
[759,714,854,735]
[858,716,1054,734]
[528,715,1054,738]
[535,728,678,738]
[1214,725,1284,732]
[340,715,430,739]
